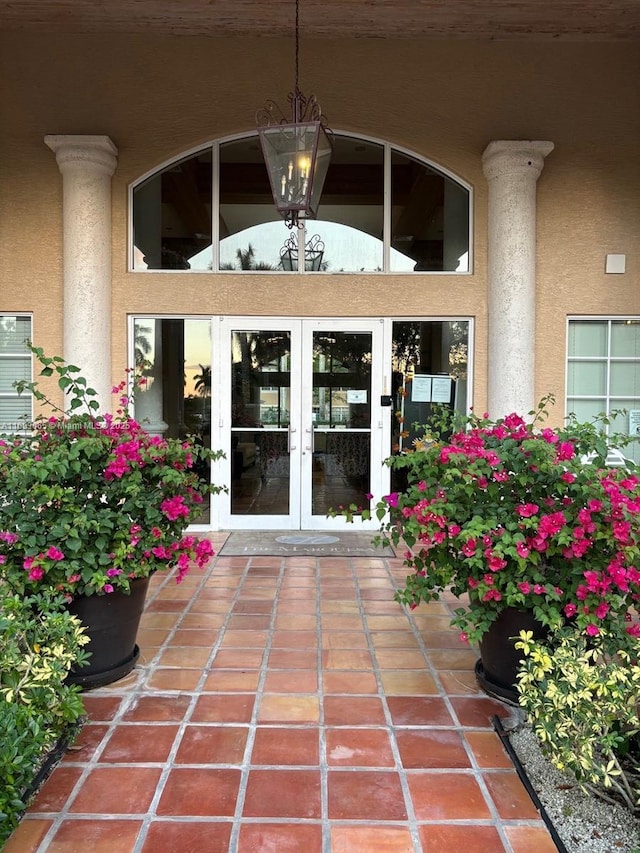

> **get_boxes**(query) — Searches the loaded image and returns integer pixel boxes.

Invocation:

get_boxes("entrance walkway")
[7,542,556,852]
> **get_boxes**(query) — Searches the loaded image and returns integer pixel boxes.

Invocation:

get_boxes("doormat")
[219,531,395,557]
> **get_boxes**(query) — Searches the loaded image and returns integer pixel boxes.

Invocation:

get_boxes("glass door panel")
[301,320,383,529]
[309,330,373,518]
[229,329,294,520]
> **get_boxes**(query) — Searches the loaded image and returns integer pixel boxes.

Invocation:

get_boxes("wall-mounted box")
[605,254,626,274]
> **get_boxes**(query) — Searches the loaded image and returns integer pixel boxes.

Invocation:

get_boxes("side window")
[0,315,32,430]
[391,150,470,272]
[133,149,213,271]
[567,318,640,463]
[219,137,287,271]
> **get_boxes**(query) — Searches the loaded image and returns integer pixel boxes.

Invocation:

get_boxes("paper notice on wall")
[411,375,432,402]
[432,377,453,404]
[347,390,367,404]
[630,410,640,436]
[411,375,452,403]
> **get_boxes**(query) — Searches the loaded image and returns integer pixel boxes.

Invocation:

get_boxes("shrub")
[516,625,640,815]
[338,399,640,646]
[0,345,223,600]
[0,589,88,844]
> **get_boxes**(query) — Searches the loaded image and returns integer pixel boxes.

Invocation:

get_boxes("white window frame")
[0,313,33,433]
[566,315,640,461]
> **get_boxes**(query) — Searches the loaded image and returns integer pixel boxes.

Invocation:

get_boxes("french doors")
[218,318,387,529]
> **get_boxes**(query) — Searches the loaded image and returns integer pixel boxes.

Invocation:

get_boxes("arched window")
[131,134,471,274]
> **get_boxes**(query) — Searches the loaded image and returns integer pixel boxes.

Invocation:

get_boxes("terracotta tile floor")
[6,540,557,853]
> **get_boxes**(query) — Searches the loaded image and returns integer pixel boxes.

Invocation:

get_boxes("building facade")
[1,2,639,530]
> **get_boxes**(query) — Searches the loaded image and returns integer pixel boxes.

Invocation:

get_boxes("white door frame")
[216,317,389,531]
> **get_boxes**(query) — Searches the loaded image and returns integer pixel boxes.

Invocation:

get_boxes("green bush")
[0,590,88,845]
[516,625,640,815]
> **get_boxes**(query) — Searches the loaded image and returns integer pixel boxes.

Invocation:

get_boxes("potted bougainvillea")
[0,346,224,688]
[335,397,640,701]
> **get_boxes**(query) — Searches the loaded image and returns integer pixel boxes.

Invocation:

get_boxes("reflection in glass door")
[303,328,373,524]
[229,327,296,522]
[221,319,383,530]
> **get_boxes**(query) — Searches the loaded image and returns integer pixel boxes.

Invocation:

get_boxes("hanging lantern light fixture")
[256,0,333,229]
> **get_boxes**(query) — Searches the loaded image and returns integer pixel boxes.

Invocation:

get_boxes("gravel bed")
[507,717,640,852]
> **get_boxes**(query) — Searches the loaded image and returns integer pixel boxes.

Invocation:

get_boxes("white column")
[481,140,553,419]
[45,135,118,411]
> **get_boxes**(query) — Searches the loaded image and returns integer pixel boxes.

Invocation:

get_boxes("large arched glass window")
[131,134,471,273]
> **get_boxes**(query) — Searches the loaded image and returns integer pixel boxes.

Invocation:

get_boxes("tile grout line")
[391,565,542,850]
[227,556,286,852]
[316,556,332,853]
[130,555,251,853]
[352,556,423,853]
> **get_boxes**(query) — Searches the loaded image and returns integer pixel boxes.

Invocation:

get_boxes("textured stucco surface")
[1,34,638,419]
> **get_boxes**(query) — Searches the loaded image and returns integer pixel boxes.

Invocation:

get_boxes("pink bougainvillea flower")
[461,538,477,557]
[383,492,399,507]
[516,503,539,518]
[0,531,19,545]
[160,495,190,520]
[486,553,507,572]
[555,441,576,461]
[46,546,65,561]
[482,589,502,602]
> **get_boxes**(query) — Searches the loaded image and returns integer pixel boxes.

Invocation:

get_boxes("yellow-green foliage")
[0,590,89,845]
[516,626,640,814]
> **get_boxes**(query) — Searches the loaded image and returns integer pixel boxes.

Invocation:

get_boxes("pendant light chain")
[295,0,300,93]
[256,0,333,229]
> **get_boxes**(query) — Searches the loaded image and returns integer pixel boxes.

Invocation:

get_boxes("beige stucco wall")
[1,33,638,419]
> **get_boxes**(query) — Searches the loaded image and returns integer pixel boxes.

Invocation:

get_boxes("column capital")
[45,134,118,177]
[482,140,554,183]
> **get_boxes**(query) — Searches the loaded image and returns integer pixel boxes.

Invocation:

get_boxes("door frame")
[215,317,390,531]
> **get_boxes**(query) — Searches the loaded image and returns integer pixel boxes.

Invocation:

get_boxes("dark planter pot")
[66,576,150,690]
[475,606,548,705]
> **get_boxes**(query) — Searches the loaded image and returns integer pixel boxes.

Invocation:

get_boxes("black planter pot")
[66,576,150,690]
[475,607,548,705]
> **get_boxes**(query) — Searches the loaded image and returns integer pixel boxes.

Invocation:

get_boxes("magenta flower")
[161,495,190,520]
[0,531,18,545]
[46,546,65,561]
[516,503,539,518]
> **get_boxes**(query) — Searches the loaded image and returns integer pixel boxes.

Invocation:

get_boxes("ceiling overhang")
[0,0,638,41]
